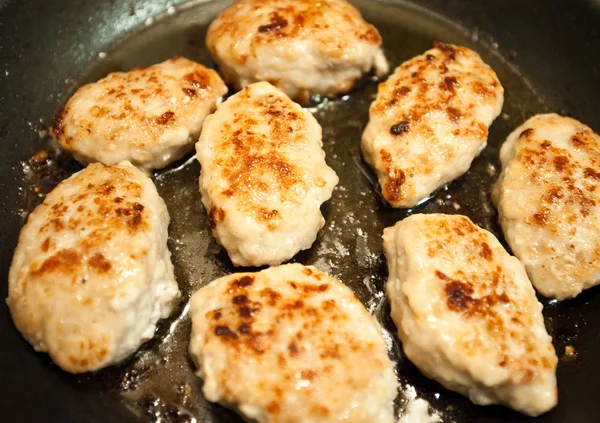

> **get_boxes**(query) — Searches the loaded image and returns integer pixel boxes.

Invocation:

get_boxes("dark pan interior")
[1,0,600,422]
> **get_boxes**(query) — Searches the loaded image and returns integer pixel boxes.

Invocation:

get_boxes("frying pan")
[1,0,600,422]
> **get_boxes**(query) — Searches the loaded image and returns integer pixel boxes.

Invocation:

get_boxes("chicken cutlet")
[493,113,600,299]
[206,0,388,104]
[383,213,557,416]
[54,57,227,171]
[362,43,503,207]
[7,162,180,373]
[196,81,338,267]
[189,263,398,423]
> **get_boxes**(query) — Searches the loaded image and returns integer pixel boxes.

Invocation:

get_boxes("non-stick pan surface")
[1,0,600,422]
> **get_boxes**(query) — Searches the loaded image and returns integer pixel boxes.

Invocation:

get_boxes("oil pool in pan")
[16,0,592,422]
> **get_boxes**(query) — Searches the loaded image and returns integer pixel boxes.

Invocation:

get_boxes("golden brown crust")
[55,57,218,146]
[196,81,339,267]
[372,43,496,126]
[53,57,227,170]
[211,85,306,220]
[206,0,387,102]
[419,216,552,377]
[493,114,600,299]
[7,161,181,373]
[190,264,396,420]
[516,126,600,231]
[364,43,502,207]
[208,274,347,363]
[207,0,382,61]
[24,164,147,285]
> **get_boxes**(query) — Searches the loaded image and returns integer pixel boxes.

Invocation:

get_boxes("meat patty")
[383,213,557,416]
[493,113,600,299]
[54,57,227,171]
[362,43,504,207]
[7,162,180,373]
[189,263,398,422]
[206,0,388,103]
[196,81,338,267]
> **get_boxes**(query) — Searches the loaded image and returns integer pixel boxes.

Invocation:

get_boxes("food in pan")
[383,213,558,416]
[493,113,600,300]
[53,57,227,172]
[362,43,504,208]
[7,162,180,373]
[195,81,338,267]
[206,0,388,104]
[9,0,581,418]
[188,263,398,423]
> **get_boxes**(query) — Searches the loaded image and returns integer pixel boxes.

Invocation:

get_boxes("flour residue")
[398,385,443,423]
[398,399,442,423]
[356,227,378,268]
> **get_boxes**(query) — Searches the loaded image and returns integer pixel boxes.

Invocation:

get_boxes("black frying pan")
[1,0,600,422]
